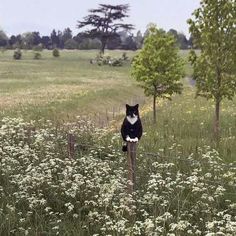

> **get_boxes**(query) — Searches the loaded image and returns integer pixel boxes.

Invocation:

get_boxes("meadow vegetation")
[0,50,143,124]
[0,49,235,235]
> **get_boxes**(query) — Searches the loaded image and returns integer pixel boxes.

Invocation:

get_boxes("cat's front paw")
[128,137,139,142]
[133,137,138,142]
[126,136,131,142]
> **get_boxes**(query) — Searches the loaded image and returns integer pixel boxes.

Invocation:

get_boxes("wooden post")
[112,107,115,119]
[68,133,75,158]
[127,142,137,193]
[106,109,109,123]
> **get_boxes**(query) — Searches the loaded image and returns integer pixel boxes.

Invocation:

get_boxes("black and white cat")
[121,104,143,152]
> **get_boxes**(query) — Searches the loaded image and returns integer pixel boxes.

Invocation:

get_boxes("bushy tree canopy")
[77,4,134,53]
[132,26,184,123]
[188,0,236,137]
[0,30,8,47]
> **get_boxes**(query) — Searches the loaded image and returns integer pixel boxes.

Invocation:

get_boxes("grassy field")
[0,49,235,162]
[0,50,145,124]
[140,89,236,162]
[0,49,193,122]
[0,49,235,235]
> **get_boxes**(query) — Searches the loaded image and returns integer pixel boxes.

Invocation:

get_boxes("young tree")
[188,0,236,138]
[132,26,184,124]
[77,4,134,54]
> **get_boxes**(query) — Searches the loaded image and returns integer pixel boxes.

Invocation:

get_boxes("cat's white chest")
[127,116,138,125]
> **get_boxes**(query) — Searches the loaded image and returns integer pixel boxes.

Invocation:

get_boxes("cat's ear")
[126,104,130,109]
[134,104,139,109]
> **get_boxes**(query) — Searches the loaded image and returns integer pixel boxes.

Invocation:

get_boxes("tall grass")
[0,117,235,235]
[140,86,236,162]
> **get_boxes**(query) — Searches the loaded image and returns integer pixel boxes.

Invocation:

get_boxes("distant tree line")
[0,27,194,51]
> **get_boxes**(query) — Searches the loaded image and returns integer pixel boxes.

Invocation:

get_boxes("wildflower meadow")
[0,117,235,235]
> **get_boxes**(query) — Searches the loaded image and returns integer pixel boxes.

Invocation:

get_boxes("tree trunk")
[214,99,220,139]
[100,38,106,54]
[214,66,221,140]
[153,95,157,124]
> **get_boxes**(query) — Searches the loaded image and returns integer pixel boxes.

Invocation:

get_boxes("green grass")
[0,49,235,235]
[0,49,143,122]
[139,86,236,162]
[0,49,235,162]
[0,49,193,122]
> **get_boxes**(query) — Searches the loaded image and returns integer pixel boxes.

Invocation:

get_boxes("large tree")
[50,29,60,48]
[0,30,8,47]
[134,30,143,49]
[77,4,134,54]
[168,29,189,49]
[188,0,236,138]
[132,26,184,124]
[41,36,51,49]
[21,32,34,49]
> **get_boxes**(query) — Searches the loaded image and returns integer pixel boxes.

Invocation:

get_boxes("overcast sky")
[0,0,200,37]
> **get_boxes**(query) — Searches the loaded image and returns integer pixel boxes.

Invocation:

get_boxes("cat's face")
[126,104,139,118]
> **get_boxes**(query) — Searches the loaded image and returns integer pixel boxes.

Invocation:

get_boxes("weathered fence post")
[112,107,115,119]
[127,142,137,193]
[68,133,75,158]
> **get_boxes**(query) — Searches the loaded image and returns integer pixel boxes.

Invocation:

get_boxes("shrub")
[110,58,123,66]
[34,52,42,60]
[52,48,60,57]
[122,52,128,61]
[91,53,123,66]
[13,48,22,60]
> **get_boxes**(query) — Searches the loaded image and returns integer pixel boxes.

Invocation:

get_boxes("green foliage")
[13,48,22,60]
[0,117,235,235]
[188,0,236,101]
[132,26,184,99]
[134,30,143,49]
[64,39,78,49]
[168,29,189,50]
[77,4,134,54]
[62,27,73,43]
[21,32,34,49]
[122,52,128,61]
[79,38,101,50]
[91,53,126,67]
[188,0,236,136]
[110,58,123,67]
[34,52,42,60]
[52,48,60,57]
[0,30,8,47]
[132,26,184,122]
